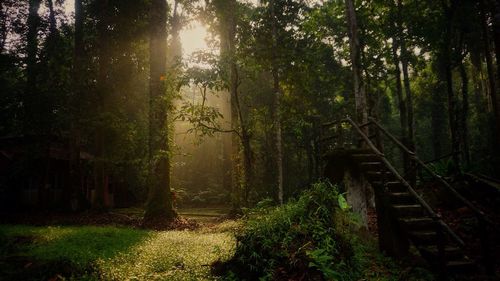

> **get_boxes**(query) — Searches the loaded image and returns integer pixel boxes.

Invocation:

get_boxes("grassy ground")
[0,211,238,280]
[113,207,230,224]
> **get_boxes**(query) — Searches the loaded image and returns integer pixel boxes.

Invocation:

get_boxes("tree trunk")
[0,2,8,53]
[344,0,368,130]
[25,0,41,132]
[92,0,110,212]
[68,0,84,211]
[167,0,182,65]
[490,0,500,148]
[431,82,446,159]
[270,0,283,204]
[47,0,57,36]
[213,0,247,211]
[391,40,407,140]
[144,0,176,222]
[443,2,461,169]
[459,59,470,166]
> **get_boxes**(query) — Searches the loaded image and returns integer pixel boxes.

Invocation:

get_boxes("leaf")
[337,194,349,210]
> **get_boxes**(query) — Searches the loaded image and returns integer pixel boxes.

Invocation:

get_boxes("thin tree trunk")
[0,3,8,53]
[25,0,41,132]
[400,42,416,184]
[401,52,413,145]
[443,2,461,168]
[68,0,84,211]
[93,0,109,212]
[490,0,500,148]
[344,0,368,129]
[231,63,254,207]
[168,0,182,65]
[144,0,176,222]
[459,59,470,166]
[47,0,57,35]
[270,0,283,204]
[431,82,445,159]
[392,37,412,178]
[392,40,406,139]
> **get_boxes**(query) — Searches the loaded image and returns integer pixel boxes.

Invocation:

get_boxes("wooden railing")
[315,115,498,274]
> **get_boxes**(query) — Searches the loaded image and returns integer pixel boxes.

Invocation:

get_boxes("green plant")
[219,181,362,280]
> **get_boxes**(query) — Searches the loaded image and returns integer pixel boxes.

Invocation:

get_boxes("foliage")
[220,181,435,280]
[220,181,360,280]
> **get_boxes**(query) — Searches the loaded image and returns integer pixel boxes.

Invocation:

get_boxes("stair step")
[446,260,476,273]
[359,162,382,171]
[371,181,407,192]
[399,217,435,230]
[351,153,380,162]
[419,246,463,260]
[408,231,438,245]
[388,192,416,204]
[386,181,407,192]
[393,204,424,217]
[366,171,394,181]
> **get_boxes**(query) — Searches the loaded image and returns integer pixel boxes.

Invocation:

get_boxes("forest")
[0,0,499,280]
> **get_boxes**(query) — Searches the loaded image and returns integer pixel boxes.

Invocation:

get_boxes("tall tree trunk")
[144,0,176,222]
[443,2,461,169]
[270,0,283,204]
[25,0,45,208]
[93,0,109,211]
[232,64,253,206]
[490,0,500,148]
[459,59,470,166]
[214,0,247,211]
[0,2,8,53]
[167,0,182,65]
[479,0,500,145]
[431,81,446,159]
[47,0,57,36]
[391,40,407,140]
[344,0,368,129]
[68,0,84,211]
[25,0,41,132]
[401,51,413,145]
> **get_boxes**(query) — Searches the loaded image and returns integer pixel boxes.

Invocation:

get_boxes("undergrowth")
[218,181,434,281]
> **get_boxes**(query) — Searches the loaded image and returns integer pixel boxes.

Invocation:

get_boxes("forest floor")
[0,208,238,281]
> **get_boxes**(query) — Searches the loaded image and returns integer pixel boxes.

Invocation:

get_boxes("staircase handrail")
[368,117,499,233]
[344,116,466,247]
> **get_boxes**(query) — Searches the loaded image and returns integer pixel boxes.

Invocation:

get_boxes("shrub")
[218,181,362,280]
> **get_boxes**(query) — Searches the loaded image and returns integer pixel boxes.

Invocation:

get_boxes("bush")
[218,181,362,280]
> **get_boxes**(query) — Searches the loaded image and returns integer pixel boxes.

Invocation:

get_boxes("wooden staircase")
[353,150,475,274]
[315,116,499,278]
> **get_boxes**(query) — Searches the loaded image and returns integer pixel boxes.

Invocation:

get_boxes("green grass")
[0,224,236,280]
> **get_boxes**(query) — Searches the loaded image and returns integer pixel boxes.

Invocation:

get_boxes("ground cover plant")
[218,181,434,281]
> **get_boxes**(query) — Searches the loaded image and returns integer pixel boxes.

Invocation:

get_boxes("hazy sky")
[61,1,209,58]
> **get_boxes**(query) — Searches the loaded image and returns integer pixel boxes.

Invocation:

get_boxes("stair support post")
[373,181,409,257]
[478,216,494,275]
[436,220,448,280]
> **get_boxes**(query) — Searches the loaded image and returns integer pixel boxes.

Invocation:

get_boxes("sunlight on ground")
[99,230,235,280]
[0,222,238,280]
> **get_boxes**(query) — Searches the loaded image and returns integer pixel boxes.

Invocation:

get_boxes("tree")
[144,0,176,223]
[24,0,41,132]
[92,0,110,211]
[344,0,368,128]
[68,0,84,210]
